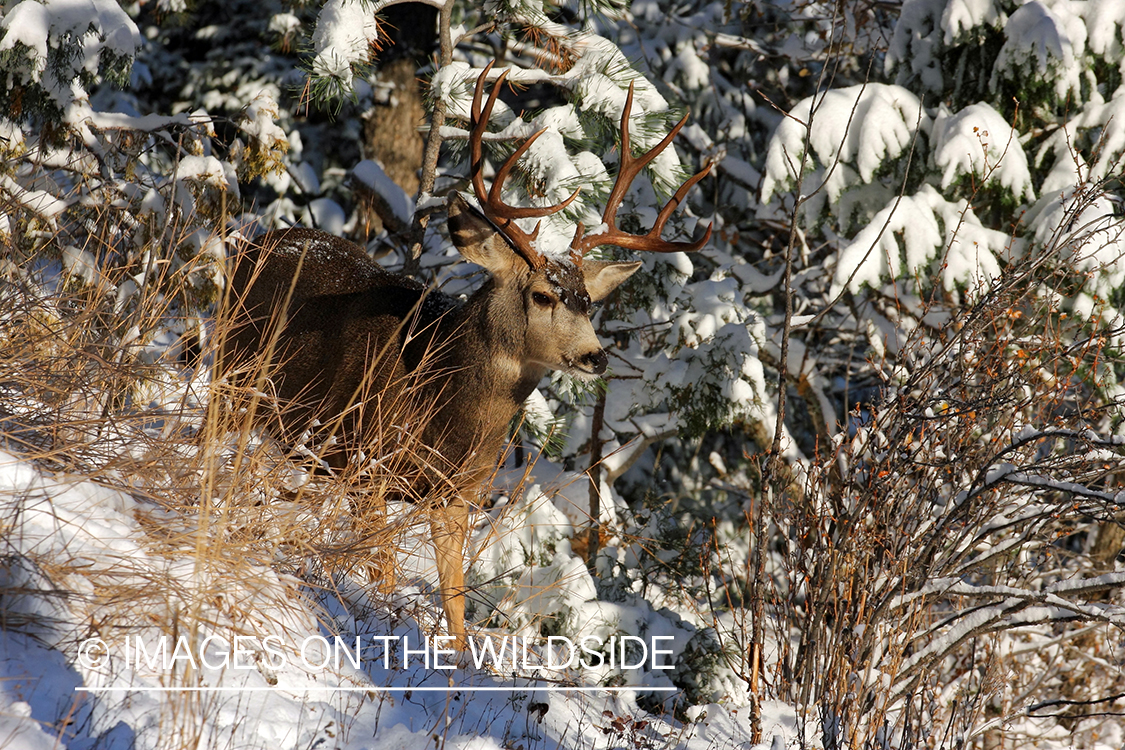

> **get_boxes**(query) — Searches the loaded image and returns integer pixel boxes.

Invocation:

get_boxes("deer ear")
[582,260,642,302]
[447,193,526,276]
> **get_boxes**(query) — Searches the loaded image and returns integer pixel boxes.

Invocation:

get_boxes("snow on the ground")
[0,447,789,749]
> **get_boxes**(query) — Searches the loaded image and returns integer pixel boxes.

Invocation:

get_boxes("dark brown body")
[225,226,542,495]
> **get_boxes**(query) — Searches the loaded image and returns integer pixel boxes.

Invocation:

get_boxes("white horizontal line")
[77,686,676,693]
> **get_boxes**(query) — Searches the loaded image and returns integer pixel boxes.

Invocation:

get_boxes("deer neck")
[444,279,546,411]
[412,282,543,477]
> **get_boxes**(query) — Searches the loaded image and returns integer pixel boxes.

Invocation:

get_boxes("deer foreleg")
[430,498,469,649]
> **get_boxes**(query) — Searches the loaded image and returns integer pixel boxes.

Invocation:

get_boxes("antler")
[467,64,711,268]
[570,82,713,260]
[469,62,579,271]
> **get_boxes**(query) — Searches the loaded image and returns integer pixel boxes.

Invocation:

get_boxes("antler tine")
[571,81,713,256]
[467,63,581,270]
[469,61,503,210]
[650,161,713,244]
[490,130,580,219]
[596,81,640,233]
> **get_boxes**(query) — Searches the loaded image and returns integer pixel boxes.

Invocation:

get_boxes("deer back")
[225,229,449,471]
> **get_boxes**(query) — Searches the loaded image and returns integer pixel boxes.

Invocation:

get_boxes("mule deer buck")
[223,63,711,647]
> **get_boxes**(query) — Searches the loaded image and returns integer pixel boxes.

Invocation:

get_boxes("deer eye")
[531,292,554,308]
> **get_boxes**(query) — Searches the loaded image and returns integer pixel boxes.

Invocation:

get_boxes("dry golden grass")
[0,229,484,667]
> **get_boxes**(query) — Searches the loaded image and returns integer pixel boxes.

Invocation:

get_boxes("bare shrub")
[729,185,1125,747]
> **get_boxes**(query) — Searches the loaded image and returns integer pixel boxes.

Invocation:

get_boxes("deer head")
[446,63,713,380]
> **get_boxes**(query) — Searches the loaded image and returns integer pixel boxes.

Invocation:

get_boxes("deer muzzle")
[577,349,608,376]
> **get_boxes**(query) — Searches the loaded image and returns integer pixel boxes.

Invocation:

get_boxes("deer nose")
[580,349,608,375]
